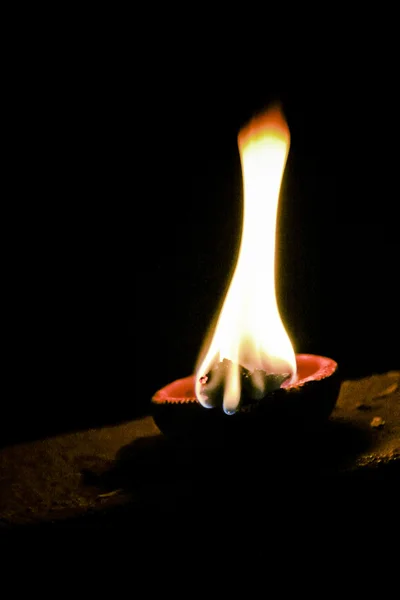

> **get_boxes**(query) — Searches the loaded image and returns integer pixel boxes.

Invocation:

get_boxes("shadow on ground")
[14,417,399,530]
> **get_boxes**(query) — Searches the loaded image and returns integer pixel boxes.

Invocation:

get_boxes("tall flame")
[195,105,296,414]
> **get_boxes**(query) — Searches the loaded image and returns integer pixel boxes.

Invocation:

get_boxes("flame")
[195,105,296,414]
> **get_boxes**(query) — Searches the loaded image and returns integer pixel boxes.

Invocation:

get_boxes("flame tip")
[238,105,290,150]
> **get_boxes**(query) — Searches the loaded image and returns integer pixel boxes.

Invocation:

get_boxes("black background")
[2,50,399,446]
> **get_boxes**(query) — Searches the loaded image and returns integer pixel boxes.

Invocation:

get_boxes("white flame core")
[195,107,296,414]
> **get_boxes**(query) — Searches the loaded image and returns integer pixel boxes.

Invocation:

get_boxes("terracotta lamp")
[152,105,340,438]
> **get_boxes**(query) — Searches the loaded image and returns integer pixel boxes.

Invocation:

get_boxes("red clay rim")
[152,354,338,405]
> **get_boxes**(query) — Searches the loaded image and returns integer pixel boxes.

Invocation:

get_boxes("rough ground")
[1,371,399,529]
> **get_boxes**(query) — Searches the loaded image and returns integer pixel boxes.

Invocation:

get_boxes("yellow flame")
[195,105,296,414]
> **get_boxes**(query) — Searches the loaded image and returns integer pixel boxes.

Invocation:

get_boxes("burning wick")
[195,106,296,414]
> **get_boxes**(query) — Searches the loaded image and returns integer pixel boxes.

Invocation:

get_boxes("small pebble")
[370,416,385,429]
[97,488,123,499]
[372,382,398,398]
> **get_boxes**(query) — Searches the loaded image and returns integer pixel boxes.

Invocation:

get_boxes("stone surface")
[333,370,399,471]
[0,371,398,529]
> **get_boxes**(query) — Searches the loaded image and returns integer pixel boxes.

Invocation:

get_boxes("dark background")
[2,56,399,447]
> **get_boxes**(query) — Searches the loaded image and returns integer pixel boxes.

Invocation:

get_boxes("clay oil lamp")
[152,105,340,440]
